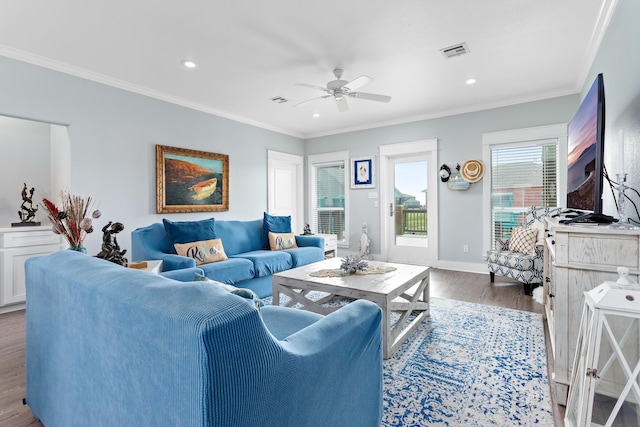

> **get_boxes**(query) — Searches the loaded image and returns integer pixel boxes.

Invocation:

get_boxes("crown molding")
[303,88,578,139]
[575,0,619,93]
[0,45,304,139]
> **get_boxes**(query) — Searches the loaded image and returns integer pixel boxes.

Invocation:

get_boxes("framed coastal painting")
[156,145,229,213]
[351,156,375,189]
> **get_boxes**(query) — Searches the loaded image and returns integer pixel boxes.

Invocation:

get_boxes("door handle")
[390,203,394,217]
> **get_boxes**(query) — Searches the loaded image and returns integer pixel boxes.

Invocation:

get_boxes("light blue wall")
[1,0,636,265]
[0,56,304,255]
[582,0,640,220]
[305,95,578,266]
[0,117,51,225]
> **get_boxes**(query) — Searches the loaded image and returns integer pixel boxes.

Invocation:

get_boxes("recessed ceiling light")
[312,113,320,118]
[181,60,197,69]
[465,78,476,85]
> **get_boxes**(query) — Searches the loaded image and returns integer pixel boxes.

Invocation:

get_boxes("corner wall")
[304,95,578,270]
[0,56,304,255]
[0,116,51,225]
[582,0,640,221]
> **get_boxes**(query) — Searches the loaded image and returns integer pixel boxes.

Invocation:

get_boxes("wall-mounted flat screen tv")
[567,73,605,214]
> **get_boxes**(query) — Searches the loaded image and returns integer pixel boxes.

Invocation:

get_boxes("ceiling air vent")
[440,43,470,59]
[269,96,289,104]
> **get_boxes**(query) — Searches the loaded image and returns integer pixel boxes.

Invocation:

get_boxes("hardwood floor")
[0,309,40,427]
[0,269,564,426]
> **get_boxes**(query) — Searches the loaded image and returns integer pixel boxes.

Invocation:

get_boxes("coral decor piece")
[41,193,101,251]
[340,255,369,274]
[310,255,398,278]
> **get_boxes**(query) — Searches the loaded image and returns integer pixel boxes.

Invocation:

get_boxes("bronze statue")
[96,221,128,266]
[13,183,40,226]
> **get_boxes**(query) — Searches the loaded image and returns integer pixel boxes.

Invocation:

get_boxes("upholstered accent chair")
[487,206,562,295]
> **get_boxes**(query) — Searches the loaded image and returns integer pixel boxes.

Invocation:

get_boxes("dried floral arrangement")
[41,193,101,251]
[340,255,369,274]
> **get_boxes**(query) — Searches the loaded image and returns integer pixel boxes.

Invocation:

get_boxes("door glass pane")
[394,161,427,247]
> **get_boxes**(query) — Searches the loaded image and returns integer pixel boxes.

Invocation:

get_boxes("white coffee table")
[272,258,430,358]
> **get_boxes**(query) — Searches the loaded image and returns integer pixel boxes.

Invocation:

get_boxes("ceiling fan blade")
[293,95,331,108]
[343,75,372,92]
[295,83,328,92]
[336,97,349,112]
[348,92,392,102]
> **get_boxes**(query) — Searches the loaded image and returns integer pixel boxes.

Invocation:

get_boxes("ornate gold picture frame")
[156,145,229,213]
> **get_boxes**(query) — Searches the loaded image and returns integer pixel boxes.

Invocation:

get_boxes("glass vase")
[609,173,639,230]
[68,245,87,253]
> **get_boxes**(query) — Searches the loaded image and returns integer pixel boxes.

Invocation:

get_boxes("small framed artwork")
[156,144,229,213]
[351,156,375,189]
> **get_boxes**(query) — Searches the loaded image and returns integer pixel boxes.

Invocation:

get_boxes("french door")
[380,140,438,266]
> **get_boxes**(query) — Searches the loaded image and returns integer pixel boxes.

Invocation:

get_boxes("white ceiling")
[0,0,616,138]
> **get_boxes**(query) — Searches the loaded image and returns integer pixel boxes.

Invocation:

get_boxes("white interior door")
[267,151,303,233]
[380,140,438,266]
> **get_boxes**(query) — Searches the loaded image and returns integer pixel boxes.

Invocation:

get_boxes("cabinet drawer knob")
[551,240,555,245]
[549,293,555,298]
[545,277,550,283]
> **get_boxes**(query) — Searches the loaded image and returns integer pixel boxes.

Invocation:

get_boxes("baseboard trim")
[0,302,25,314]
[338,247,489,274]
[339,250,488,275]
[431,260,488,274]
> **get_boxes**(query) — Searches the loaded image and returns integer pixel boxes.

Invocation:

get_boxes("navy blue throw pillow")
[163,218,217,253]
[262,212,291,249]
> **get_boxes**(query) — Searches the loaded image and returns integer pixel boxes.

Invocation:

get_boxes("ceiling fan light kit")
[295,68,391,112]
[181,59,197,68]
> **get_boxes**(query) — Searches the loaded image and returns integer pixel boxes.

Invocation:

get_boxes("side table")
[316,233,338,258]
[128,260,163,274]
[0,226,63,313]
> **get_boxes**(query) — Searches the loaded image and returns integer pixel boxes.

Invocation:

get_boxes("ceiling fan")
[294,68,391,112]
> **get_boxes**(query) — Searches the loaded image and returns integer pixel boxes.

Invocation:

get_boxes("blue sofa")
[131,218,325,298]
[25,251,383,427]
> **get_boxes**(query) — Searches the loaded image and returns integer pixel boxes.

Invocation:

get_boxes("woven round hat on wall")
[460,160,485,183]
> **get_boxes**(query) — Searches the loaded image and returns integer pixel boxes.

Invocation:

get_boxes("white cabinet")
[317,234,338,258]
[0,226,62,312]
[543,218,640,405]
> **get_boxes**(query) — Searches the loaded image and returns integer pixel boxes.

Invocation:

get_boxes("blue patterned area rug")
[263,295,554,426]
[382,297,553,426]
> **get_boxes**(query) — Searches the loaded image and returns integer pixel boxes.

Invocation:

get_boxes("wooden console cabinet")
[543,217,640,405]
[0,226,62,313]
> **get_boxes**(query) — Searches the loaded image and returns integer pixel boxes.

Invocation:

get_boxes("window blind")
[490,141,557,245]
[311,161,346,241]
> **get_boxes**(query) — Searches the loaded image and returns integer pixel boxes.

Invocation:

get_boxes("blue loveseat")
[25,251,383,427]
[131,217,325,298]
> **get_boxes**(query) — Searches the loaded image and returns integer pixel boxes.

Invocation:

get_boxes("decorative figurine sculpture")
[359,222,371,260]
[302,223,313,235]
[12,183,40,227]
[96,221,128,266]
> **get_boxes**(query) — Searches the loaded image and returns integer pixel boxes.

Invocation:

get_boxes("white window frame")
[482,124,567,252]
[307,151,350,247]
